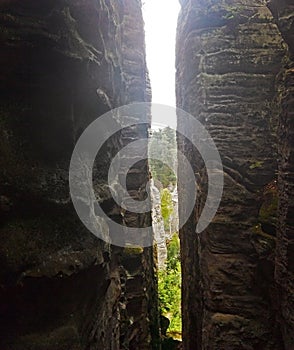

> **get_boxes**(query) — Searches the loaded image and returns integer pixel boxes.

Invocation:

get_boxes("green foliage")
[161,189,174,231]
[150,127,181,333]
[123,246,144,255]
[249,160,264,169]
[166,232,180,270]
[149,127,177,188]
[150,160,177,188]
[158,234,182,333]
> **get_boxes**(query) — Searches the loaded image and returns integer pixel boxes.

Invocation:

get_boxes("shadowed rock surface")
[1,0,293,349]
[268,1,294,348]
[176,0,293,349]
[0,1,159,349]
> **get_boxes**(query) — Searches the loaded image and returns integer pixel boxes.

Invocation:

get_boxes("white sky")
[143,0,180,108]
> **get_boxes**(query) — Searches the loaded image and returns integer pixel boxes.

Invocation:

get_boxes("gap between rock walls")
[0,1,293,350]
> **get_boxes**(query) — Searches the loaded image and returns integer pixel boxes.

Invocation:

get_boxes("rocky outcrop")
[0,1,159,349]
[151,180,167,269]
[267,1,294,348]
[176,0,289,348]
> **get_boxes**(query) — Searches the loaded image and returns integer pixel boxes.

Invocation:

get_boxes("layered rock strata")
[176,0,289,348]
[0,1,159,349]
[268,1,294,348]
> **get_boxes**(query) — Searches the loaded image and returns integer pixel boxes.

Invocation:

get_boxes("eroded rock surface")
[151,180,167,269]
[176,0,291,348]
[0,1,159,349]
[268,1,294,348]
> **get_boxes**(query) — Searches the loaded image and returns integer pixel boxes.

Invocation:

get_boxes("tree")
[158,234,182,333]
[161,188,173,231]
[149,127,177,188]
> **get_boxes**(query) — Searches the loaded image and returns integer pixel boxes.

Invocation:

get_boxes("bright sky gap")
[143,0,180,128]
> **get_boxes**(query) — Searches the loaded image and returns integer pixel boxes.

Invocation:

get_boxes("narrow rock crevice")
[1,0,293,349]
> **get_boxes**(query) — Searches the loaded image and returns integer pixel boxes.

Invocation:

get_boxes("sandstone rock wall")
[0,1,159,349]
[176,0,290,348]
[268,1,294,348]
[151,180,167,269]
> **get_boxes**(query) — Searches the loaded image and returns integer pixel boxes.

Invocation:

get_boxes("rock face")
[151,182,179,270]
[176,0,293,349]
[151,180,167,269]
[268,1,294,348]
[0,1,159,349]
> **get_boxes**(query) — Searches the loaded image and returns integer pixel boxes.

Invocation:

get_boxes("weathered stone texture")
[0,1,158,349]
[177,0,287,349]
[268,1,294,348]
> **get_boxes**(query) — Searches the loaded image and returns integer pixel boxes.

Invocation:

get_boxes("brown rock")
[176,0,288,348]
[268,1,294,348]
[0,1,159,349]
